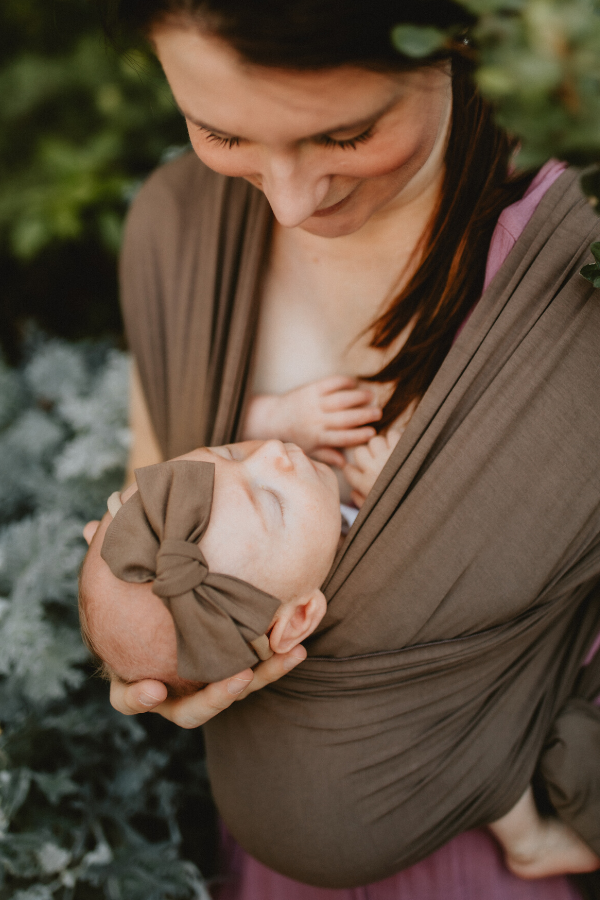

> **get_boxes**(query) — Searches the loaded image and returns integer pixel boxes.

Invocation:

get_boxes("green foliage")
[471,0,600,172]
[0,0,186,261]
[391,25,447,58]
[0,337,212,900]
[392,0,600,209]
[580,241,600,286]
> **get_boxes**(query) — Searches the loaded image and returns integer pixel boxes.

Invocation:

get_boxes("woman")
[101,1,600,897]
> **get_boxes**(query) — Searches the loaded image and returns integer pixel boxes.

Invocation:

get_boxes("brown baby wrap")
[100,459,280,683]
[121,155,600,887]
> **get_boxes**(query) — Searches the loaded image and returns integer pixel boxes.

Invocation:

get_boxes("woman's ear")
[268,589,327,655]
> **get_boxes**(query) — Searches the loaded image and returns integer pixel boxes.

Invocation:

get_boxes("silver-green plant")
[0,337,211,900]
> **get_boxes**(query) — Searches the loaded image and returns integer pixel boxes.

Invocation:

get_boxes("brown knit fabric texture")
[120,156,600,887]
[101,459,280,683]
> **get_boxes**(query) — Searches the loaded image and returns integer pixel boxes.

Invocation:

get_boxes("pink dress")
[212,161,587,900]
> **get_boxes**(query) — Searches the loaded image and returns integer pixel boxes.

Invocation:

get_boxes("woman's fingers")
[236,646,307,699]
[110,678,168,715]
[108,650,308,730]
[83,520,101,546]
[152,671,255,729]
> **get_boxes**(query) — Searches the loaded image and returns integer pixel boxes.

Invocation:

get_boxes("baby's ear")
[268,589,327,655]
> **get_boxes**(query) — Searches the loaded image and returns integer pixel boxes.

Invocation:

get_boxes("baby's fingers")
[316,375,359,396]
[321,388,375,412]
[323,426,379,448]
[311,447,347,467]
[343,462,372,495]
[324,407,382,430]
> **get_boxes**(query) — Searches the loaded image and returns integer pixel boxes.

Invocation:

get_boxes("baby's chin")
[165,677,206,698]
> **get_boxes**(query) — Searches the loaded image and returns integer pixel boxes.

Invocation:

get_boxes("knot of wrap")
[100,460,280,683]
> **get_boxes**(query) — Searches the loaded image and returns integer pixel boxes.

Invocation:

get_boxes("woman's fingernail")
[139,690,162,707]
[227,677,252,695]
[284,651,305,671]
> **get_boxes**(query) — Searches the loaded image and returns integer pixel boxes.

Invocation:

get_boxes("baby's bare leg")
[489,785,600,879]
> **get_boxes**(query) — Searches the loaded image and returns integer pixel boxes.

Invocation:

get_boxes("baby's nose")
[259,440,294,469]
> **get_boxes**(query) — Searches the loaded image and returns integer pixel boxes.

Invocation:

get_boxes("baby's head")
[79,440,341,694]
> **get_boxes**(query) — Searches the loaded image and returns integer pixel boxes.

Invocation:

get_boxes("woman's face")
[153,22,452,237]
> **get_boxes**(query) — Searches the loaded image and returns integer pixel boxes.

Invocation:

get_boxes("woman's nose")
[260,151,330,227]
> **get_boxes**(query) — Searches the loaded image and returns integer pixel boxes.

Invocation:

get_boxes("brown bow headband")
[100,460,280,683]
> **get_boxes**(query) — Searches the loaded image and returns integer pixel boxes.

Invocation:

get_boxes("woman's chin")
[299,213,368,238]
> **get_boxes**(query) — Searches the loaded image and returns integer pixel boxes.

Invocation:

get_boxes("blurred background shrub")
[0,0,187,361]
[0,337,215,900]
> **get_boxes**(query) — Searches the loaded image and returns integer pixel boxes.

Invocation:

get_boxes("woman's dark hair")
[104,0,534,429]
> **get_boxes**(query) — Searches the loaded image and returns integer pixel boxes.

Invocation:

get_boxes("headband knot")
[155,539,209,598]
[100,459,280,683]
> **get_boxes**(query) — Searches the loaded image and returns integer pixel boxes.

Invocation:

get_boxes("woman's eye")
[197,124,241,149]
[316,125,375,150]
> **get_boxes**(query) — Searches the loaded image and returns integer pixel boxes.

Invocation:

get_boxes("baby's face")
[83,440,340,690]
[182,440,341,600]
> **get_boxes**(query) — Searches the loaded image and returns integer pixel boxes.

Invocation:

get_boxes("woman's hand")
[242,376,382,466]
[109,645,307,729]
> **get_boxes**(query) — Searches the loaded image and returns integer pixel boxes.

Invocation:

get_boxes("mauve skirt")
[211,825,579,900]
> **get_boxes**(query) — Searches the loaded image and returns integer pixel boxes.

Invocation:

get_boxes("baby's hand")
[343,430,402,508]
[243,376,382,464]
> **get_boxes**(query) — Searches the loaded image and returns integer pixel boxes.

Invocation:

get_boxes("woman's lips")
[311,190,355,218]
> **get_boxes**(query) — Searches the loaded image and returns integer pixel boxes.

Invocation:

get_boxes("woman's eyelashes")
[315,125,375,150]
[202,130,241,149]
[196,123,375,150]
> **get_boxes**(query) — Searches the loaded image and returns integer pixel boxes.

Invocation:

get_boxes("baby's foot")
[503,817,600,880]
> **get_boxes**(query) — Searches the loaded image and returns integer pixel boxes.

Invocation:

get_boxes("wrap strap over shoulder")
[101,460,280,683]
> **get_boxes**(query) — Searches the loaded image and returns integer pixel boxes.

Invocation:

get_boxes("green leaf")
[580,262,600,287]
[391,24,447,58]
[580,243,600,286]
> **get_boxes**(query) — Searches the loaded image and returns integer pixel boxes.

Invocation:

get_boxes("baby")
[80,416,598,882]
[79,433,400,696]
